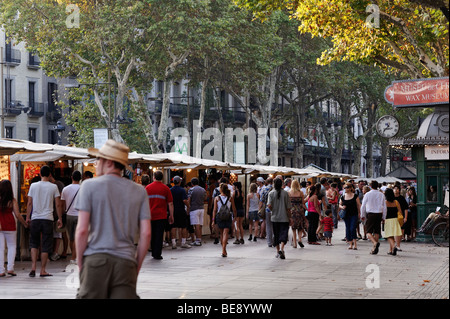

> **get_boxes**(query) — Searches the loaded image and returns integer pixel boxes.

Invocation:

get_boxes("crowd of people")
[0,139,435,298]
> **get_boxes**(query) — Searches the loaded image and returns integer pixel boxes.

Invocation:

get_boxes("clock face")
[376,115,399,138]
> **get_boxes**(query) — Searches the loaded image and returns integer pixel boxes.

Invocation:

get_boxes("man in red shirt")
[146,170,174,260]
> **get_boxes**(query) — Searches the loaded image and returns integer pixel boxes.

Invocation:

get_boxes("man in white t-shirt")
[61,170,81,264]
[26,165,63,277]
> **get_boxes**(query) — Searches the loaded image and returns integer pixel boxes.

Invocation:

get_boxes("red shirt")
[145,181,173,221]
[323,216,334,232]
[0,207,16,231]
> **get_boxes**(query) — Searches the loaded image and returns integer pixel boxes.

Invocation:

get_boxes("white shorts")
[190,209,204,226]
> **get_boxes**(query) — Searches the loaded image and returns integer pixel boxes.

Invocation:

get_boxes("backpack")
[216,196,232,222]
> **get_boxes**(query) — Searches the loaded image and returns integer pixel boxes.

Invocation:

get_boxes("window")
[427,176,438,202]
[29,81,36,110]
[29,128,37,142]
[5,126,13,139]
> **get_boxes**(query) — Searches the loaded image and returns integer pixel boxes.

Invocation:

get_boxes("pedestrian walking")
[146,170,174,259]
[246,183,260,242]
[383,188,403,256]
[170,176,191,249]
[26,165,63,277]
[259,177,274,247]
[360,181,387,255]
[60,170,81,264]
[339,182,361,250]
[188,177,206,246]
[394,185,409,245]
[75,139,151,299]
[267,178,292,259]
[0,180,27,277]
[406,186,418,240]
[327,183,339,229]
[233,181,245,245]
[306,185,321,245]
[212,183,237,257]
[323,209,334,246]
[288,180,307,248]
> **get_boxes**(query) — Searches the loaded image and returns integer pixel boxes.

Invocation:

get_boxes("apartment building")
[1,31,69,145]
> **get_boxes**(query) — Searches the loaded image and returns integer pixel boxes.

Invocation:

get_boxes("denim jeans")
[344,214,358,241]
[331,204,338,228]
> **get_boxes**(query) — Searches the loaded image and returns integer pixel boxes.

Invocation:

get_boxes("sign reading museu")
[384,77,449,108]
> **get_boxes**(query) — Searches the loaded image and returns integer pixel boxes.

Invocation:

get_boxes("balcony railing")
[2,100,23,116]
[28,53,41,69]
[27,102,45,117]
[3,48,21,65]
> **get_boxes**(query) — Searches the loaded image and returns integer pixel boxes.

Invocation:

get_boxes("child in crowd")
[323,209,334,246]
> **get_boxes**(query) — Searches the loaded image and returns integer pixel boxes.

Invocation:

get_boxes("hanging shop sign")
[384,77,449,108]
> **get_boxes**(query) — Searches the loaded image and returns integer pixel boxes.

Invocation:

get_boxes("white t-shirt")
[61,183,81,217]
[27,181,60,221]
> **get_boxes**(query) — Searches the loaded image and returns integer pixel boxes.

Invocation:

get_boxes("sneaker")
[172,244,177,249]
[50,253,60,261]
[233,239,240,245]
[181,243,192,249]
[279,251,286,259]
[192,241,202,246]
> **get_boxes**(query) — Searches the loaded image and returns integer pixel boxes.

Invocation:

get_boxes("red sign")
[384,77,449,107]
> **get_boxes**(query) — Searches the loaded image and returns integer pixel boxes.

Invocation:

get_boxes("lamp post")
[54,120,65,145]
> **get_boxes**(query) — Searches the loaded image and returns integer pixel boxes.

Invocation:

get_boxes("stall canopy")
[0,138,54,155]
[3,139,357,179]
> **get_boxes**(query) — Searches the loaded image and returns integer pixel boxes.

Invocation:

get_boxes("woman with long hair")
[233,181,245,245]
[267,178,292,259]
[306,185,321,245]
[383,188,403,255]
[339,182,361,250]
[212,183,237,257]
[289,180,307,248]
[406,186,417,241]
[0,180,27,277]
[246,183,260,242]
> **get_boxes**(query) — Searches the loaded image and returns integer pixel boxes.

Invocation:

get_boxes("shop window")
[426,176,438,202]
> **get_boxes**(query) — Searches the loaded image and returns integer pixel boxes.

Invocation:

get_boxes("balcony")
[28,53,41,69]
[3,48,21,66]
[2,100,24,116]
[27,102,45,117]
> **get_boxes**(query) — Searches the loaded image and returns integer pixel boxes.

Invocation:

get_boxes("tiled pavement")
[1,220,448,300]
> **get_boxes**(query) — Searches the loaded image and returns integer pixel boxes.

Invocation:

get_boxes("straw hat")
[88,139,130,168]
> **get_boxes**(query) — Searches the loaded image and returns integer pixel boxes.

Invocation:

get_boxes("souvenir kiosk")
[387,78,449,241]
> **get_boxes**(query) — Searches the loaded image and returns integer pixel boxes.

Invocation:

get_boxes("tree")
[236,0,449,78]
[0,0,160,148]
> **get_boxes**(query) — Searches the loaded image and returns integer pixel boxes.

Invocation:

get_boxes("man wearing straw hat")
[75,139,151,299]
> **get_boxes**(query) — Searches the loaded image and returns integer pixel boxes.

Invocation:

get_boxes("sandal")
[7,271,17,276]
[29,270,36,277]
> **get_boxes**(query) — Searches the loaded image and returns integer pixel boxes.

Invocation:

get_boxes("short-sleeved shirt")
[188,185,206,211]
[27,181,60,221]
[75,175,150,263]
[268,189,292,223]
[171,185,188,214]
[146,181,173,221]
[61,183,80,217]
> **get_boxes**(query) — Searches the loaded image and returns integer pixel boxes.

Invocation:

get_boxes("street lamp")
[54,120,65,145]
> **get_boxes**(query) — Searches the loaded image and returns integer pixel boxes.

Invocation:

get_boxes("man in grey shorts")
[75,140,151,299]
[361,181,387,255]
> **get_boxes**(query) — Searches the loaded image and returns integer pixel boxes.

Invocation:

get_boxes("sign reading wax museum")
[425,145,450,160]
[384,77,449,108]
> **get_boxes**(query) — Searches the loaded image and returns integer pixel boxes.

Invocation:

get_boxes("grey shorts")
[66,215,78,241]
